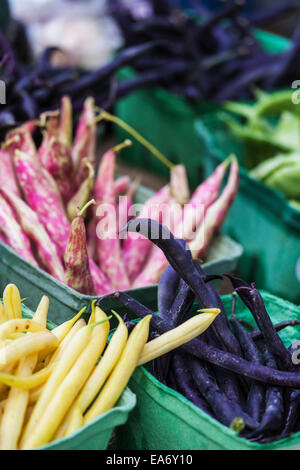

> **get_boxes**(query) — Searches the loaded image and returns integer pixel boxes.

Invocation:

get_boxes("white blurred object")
[9,0,124,69]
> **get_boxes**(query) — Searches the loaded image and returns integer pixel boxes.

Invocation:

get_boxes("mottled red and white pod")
[59,96,73,148]
[183,159,230,240]
[67,162,95,222]
[38,134,75,202]
[189,157,239,258]
[0,148,21,197]
[170,164,190,205]
[1,189,65,281]
[95,147,130,290]
[132,196,183,287]
[64,201,96,295]
[0,194,38,266]
[13,150,70,256]
[114,176,131,198]
[89,258,113,295]
[72,97,96,185]
[122,184,171,282]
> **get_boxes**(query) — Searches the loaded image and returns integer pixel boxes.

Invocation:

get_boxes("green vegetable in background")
[221,89,300,209]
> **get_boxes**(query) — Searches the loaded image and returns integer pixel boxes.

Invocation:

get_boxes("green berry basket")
[115,291,300,451]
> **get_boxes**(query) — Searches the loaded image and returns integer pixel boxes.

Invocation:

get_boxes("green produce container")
[0,185,243,325]
[195,113,300,304]
[18,303,136,451]
[115,29,290,189]
[115,291,300,450]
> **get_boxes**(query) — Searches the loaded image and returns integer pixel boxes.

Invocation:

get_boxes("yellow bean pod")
[30,318,86,401]
[0,361,55,390]
[33,296,49,328]
[0,302,6,324]
[78,310,128,413]
[138,310,220,366]
[0,319,47,342]
[0,354,37,450]
[84,315,151,425]
[21,317,110,448]
[0,332,57,369]
[20,321,99,447]
[51,307,86,344]
[65,403,83,438]
[3,284,22,319]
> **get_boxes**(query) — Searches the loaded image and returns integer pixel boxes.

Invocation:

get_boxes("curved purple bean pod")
[124,218,242,356]
[109,291,300,389]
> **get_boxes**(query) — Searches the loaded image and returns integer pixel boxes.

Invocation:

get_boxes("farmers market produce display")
[0,25,167,138]
[0,282,218,449]
[111,0,300,102]
[109,219,300,444]
[220,89,300,210]
[0,96,239,293]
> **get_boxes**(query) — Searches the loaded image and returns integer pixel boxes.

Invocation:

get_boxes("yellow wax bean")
[51,308,86,344]
[28,387,41,405]
[1,354,37,450]
[138,310,220,366]
[48,318,86,366]
[22,317,110,449]
[34,318,86,394]
[65,403,83,438]
[52,403,76,441]
[0,319,47,341]
[0,332,57,369]
[0,302,6,324]
[58,307,111,430]
[0,361,55,390]
[88,300,97,325]
[0,296,50,435]
[37,309,86,364]
[33,296,49,328]
[0,364,14,396]
[20,320,99,447]
[84,315,151,425]
[78,310,127,413]
[3,284,21,319]
[7,333,25,340]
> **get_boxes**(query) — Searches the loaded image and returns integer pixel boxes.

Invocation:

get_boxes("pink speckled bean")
[89,258,114,295]
[72,97,96,185]
[1,189,65,281]
[0,194,38,266]
[95,149,130,290]
[189,159,239,258]
[13,150,70,256]
[114,176,130,198]
[0,149,21,197]
[132,196,183,287]
[122,185,171,282]
[38,134,75,203]
[183,160,229,240]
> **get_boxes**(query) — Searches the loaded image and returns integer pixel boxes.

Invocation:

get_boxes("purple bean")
[247,342,284,438]
[188,352,257,431]
[109,291,300,388]
[125,219,242,356]
[250,319,300,340]
[230,299,265,422]
[62,41,162,96]
[235,286,294,372]
[172,352,213,417]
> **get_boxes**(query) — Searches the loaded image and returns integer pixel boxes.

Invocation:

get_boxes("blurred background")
[3,0,298,71]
